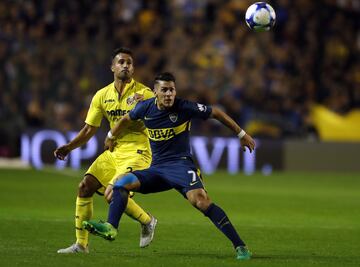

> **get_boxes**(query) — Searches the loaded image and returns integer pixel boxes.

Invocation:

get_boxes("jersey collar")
[113,78,135,96]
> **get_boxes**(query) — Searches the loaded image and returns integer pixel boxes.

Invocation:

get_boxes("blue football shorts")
[132,158,204,196]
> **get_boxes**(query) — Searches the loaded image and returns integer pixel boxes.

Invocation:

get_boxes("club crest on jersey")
[169,113,178,123]
[127,93,144,105]
[126,96,135,105]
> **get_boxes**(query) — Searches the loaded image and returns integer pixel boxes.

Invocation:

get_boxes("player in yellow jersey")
[54,47,157,253]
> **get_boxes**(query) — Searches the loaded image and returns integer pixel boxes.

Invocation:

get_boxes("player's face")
[111,53,134,81]
[154,81,176,109]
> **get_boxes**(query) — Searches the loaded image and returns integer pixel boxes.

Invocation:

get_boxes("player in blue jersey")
[83,72,256,260]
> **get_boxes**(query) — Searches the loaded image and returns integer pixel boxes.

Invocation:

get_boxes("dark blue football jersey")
[129,97,212,165]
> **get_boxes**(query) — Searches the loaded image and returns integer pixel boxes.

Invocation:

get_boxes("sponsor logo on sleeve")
[197,103,207,112]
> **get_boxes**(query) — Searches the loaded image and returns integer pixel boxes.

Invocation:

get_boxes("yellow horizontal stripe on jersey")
[147,121,190,141]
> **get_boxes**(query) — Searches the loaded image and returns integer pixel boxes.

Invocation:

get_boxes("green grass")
[0,168,359,267]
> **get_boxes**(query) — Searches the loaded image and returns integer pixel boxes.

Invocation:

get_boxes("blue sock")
[204,203,246,248]
[107,187,128,228]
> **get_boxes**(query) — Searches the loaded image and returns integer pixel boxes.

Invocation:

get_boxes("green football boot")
[235,246,252,260]
[82,220,117,241]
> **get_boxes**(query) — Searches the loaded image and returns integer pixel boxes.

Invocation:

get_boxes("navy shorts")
[132,158,204,196]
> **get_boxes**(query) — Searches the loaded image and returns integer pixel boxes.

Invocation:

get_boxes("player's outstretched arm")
[54,124,97,160]
[210,106,256,152]
[104,113,133,152]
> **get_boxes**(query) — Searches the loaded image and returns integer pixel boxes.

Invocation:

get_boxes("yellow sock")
[125,197,151,224]
[75,197,93,247]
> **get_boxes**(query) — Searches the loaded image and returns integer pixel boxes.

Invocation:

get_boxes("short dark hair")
[112,47,133,59]
[154,72,176,84]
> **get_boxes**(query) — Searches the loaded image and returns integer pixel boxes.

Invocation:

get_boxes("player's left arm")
[210,106,256,152]
[104,113,133,151]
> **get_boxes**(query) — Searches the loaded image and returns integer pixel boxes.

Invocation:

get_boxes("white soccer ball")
[245,2,276,32]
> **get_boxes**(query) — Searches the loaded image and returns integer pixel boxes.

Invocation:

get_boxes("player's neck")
[156,102,172,110]
[114,78,131,96]
[156,103,165,110]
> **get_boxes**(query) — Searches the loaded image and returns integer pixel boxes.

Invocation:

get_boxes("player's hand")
[240,134,256,153]
[54,145,71,160]
[104,184,114,203]
[104,137,116,152]
[134,93,144,102]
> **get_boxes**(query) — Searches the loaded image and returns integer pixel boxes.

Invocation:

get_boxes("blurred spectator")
[0,0,359,156]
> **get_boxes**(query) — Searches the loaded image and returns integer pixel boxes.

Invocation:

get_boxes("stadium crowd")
[0,0,359,156]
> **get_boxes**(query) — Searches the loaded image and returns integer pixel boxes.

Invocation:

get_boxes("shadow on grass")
[93,250,232,260]
[254,254,360,262]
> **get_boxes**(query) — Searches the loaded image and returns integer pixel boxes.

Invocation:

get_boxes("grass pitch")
[0,168,359,267]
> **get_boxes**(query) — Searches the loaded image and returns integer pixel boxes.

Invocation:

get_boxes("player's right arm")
[55,90,103,160]
[54,124,97,160]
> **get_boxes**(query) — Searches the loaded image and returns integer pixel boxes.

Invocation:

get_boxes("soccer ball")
[245,2,276,32]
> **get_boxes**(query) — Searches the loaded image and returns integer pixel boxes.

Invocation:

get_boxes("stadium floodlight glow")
[21,130,98,170]
[21,130,263,174]
[28,130,67,169]
[191,136,256,175]
[227,138,241,174]
[21,134,30,165]
[191,136,227,174]
[243,147,256,175]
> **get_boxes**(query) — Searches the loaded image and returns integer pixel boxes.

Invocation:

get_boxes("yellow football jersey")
[85,79,154,149]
